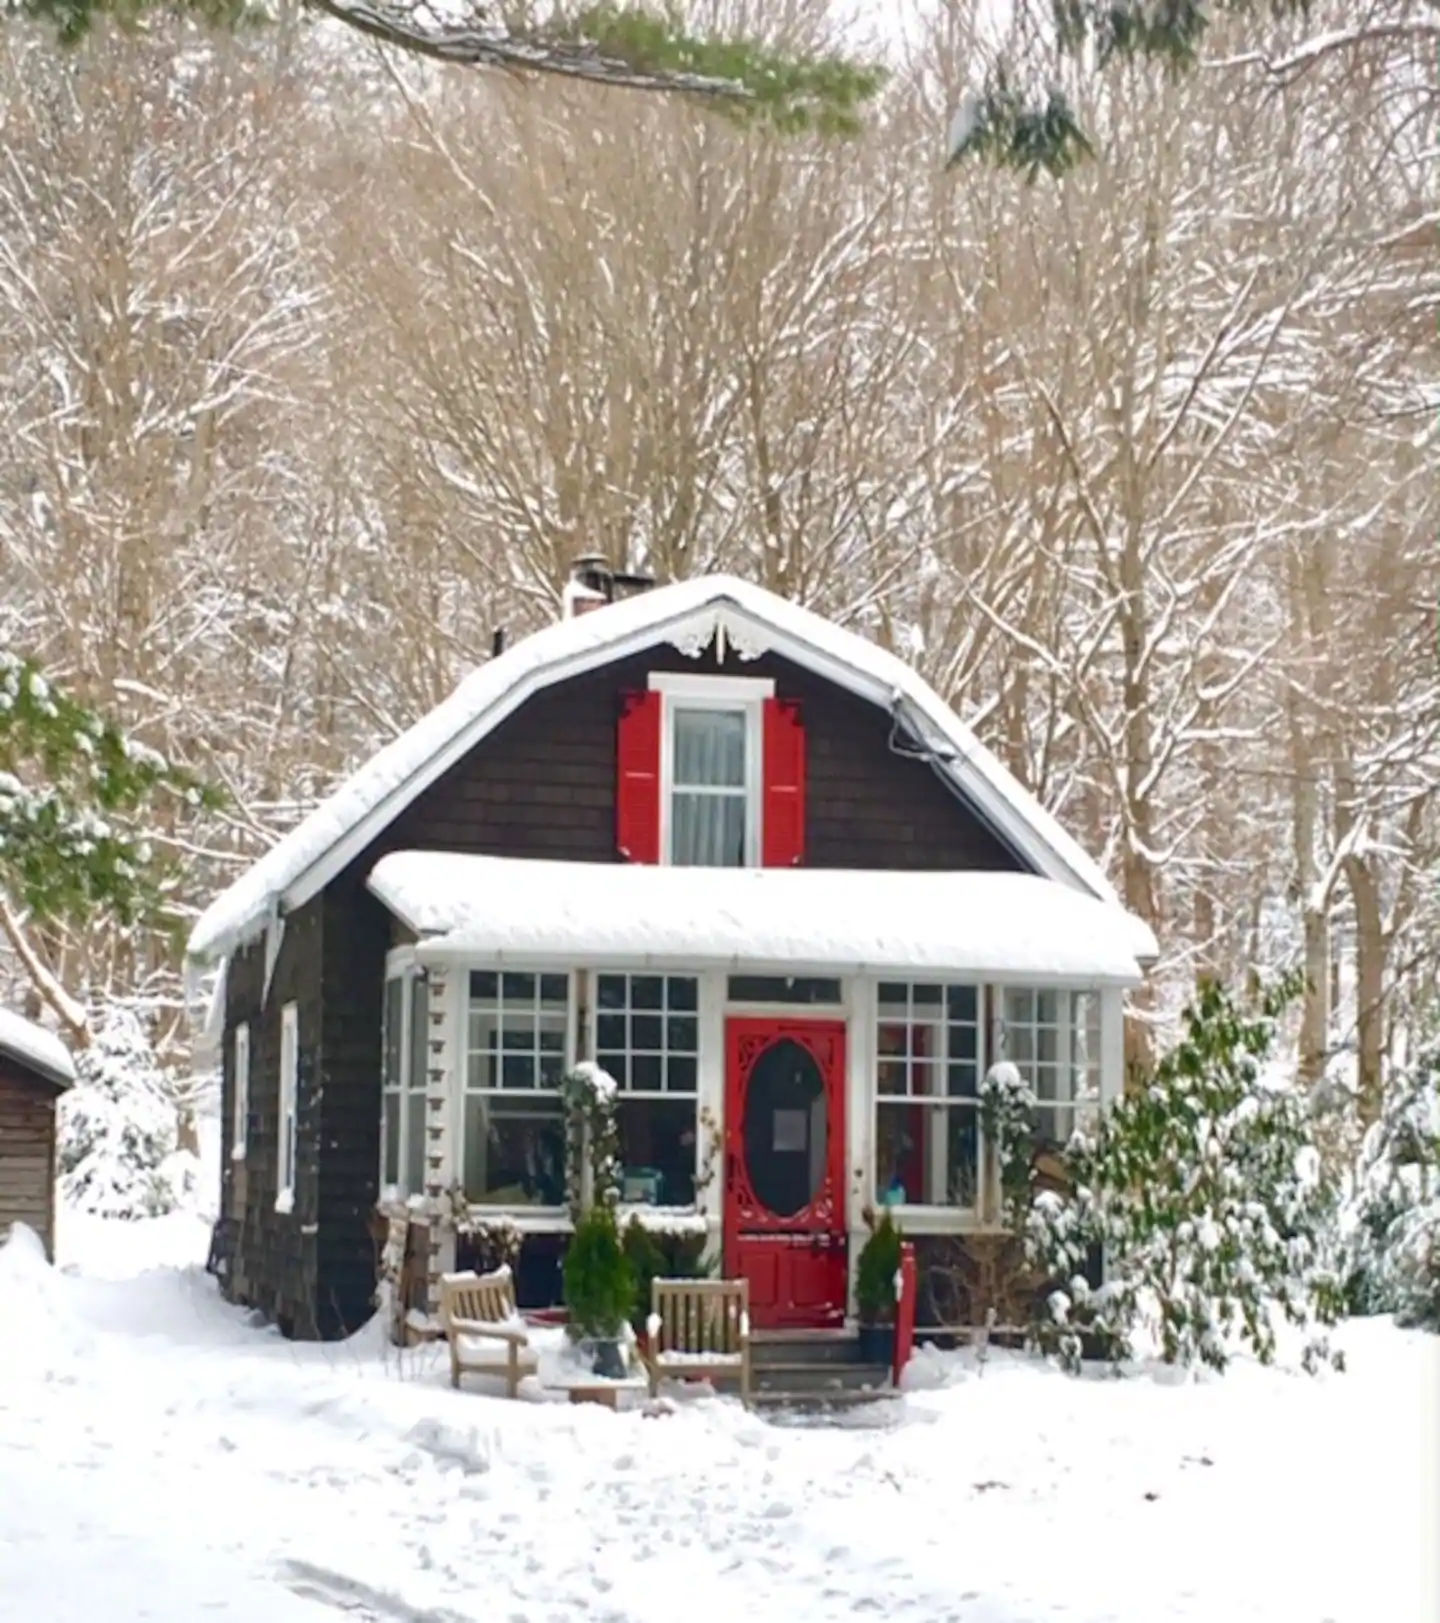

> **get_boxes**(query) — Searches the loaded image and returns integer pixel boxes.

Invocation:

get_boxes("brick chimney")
[562,554,657,619]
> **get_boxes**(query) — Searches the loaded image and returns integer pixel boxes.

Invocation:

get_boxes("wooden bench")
[645,1277,751,1407]
[438,1266,538,1399]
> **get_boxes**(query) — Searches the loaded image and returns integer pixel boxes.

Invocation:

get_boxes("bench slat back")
[653,1277,748,1355]
[440,1267,517,1327]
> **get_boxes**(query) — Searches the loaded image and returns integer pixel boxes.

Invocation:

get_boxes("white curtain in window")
[672,708,746,866]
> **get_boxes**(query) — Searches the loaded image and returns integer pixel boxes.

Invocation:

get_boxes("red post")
[892,1241,917,1387]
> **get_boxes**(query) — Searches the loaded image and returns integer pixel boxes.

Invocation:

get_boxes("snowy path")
[2,1214,1437,1623]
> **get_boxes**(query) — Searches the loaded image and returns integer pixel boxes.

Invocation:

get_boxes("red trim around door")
[723,1018,848,1330]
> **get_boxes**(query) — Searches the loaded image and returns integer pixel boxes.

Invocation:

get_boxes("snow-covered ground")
[2,1212,1437,1623]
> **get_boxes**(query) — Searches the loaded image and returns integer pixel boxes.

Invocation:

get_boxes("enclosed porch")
[367,853,1155,1335]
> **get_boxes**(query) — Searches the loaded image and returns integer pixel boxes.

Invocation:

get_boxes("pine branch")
[14,0,887,138]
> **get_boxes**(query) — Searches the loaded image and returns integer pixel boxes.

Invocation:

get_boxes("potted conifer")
[855,1208,903,1364]
[563,1204,635,1378]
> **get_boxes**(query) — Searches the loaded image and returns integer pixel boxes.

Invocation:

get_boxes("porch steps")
[750,1331,898,1412]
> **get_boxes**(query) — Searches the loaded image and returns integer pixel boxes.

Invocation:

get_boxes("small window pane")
[501,972,536,1003]
[1005,989,1035,1025]
[727,976,842,1005]
[631,1054,663,1093]
[911,1061,939,1098]
[468,1011,498,1052]
[467,1050,499,1091]
[631,1014,663,1052]
[878,1060,907,1097]
[908,1024,938,1060]
[1036,990,1060,1025]
[947,985,977,1022]
[502,1054,535,1090]
[408,977,428,1096]
[405,1092,427,1194]
[540,973,569,1006]
[538,1050,565,1088]
[877,1022,908,1059]
[597,974,626,1009]
[666,1055,698,1094]
[673,708,745,788]
[631,976,664,1009]
[666,977,698,1012]
[539,1025,566,1056]
[913,983,943,1008]
[501,1020,534,1052]
[949,1024,977,1063]
[948,1062,978,1099]
[383,1093,401,1185]
[667,1015,698,1052]
[598,1053,628,1089]
[597,1014,626,1052]
[469,971,498,1003]
[672,792,746,867]
[878,983,909,1012]
[1037,1026,1060,1066]
[383,978,404,1089]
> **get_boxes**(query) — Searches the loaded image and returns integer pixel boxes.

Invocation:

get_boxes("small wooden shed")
[0,1008,76,1262]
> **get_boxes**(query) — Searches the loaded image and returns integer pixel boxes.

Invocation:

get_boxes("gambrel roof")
[188,575,1145,963]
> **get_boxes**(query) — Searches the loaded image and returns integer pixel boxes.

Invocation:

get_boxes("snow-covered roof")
[0,1008,75,1091]
[370,852,1157,985]
[188,575,1127,962]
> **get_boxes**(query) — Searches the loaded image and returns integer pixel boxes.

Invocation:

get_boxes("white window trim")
[996,986,1103,1134]
[589,969,703,1208]
[873,981,987,1219]
[456,968,574,1213]
[647,671,775,868]
[276,1002,298,1215]
[231,1021,250,1161]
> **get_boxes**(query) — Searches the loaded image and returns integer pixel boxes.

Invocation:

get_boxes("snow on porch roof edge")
[0,1007,76,1091]
[368,853,1157,986]
[186,575,1123,963]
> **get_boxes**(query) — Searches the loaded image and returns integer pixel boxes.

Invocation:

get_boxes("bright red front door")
[724,1019,847,1330]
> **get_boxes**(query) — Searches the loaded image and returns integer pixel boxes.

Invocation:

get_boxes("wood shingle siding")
[0,1064,61,1261]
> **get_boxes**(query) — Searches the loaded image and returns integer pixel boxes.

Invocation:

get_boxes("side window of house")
[381,971,431,1198]
[462,972,568,1207]
[231,1022,250,1161]
[595,973,699,1206]
[874,982,982,1209]
[999,988,1102,1151]
[616,680,805,869]
[277,1002,299,1212]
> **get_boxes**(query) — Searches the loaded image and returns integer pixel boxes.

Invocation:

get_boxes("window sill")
[865,1205,1006,1235]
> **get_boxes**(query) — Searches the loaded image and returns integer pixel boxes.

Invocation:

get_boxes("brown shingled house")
[0,1009,76,1261]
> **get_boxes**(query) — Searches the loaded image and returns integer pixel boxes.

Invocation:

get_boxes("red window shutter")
[616,689,662,864]
[762,697,806,867]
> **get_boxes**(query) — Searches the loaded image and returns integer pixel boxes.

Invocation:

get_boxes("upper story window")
[616,672,805,868]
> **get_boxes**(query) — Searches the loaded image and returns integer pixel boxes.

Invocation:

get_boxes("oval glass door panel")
[743,1038,828,1218]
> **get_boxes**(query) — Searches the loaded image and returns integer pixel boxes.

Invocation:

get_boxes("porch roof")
[368,852,1157,985]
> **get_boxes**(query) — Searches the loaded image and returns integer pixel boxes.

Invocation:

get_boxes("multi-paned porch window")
[874,982,983,1209]
[462,972,568,1207]
[595,972,699,1205]
[999,988,1102,1151]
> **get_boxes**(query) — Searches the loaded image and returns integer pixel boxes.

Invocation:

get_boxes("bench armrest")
[447,1316,529,1343]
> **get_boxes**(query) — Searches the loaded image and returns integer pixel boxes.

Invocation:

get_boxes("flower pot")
[857,1322,895,1365]
[590,1336,628,1379]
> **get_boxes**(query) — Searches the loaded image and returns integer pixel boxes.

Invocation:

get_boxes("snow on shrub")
[1340,1043,1440,1331]
[57,1007,196,1220]
[1026,976,1345,1375]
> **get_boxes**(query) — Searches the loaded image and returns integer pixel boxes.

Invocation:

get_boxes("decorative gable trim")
[663,604,772,663]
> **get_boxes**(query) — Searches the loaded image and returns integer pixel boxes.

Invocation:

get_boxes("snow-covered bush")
[1027,977,1344,1374]
[1339,1045,1440,1331]
[57,1007,196,1220]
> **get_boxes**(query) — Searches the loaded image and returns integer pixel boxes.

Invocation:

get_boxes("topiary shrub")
[563,1203,634,1343]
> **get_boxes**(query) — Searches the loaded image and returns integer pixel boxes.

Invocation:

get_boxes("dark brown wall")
[381,641,1026,870]
[0,1065,59,1261]
[222,898,326,1337]
[225,627,1033,1339]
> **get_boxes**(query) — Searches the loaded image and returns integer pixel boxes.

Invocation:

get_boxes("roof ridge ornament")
[665,604,770,663]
